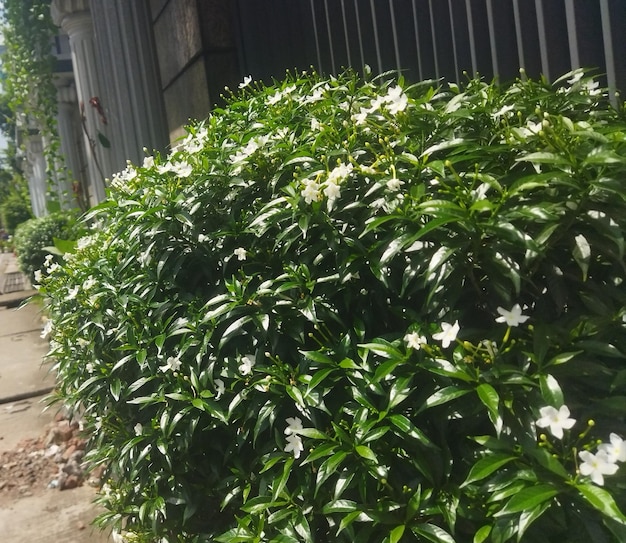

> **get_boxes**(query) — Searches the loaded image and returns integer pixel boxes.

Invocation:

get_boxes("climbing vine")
[1,0,70,211]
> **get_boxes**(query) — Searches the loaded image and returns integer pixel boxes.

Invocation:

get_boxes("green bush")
[41,70,626,542]
[1,190,32,234]
[14,211,78,281]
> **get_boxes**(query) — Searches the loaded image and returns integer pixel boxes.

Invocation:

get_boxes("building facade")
[22,0,626,214]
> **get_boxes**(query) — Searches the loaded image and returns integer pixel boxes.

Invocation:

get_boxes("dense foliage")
[14,212,77,281]
[41,70,626,542]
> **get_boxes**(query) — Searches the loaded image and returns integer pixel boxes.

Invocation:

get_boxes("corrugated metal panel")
[234,0,625,100]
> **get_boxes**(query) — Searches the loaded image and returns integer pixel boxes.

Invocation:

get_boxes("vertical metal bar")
[323,0,337,74]
[309,0,323,73]
[535,0,551,80]
[465,0,478,76]
[389,0,402,74]
[512,0,526,74]
[428,0,440,79]
[340,0,352,68]
[599,0,617,105]
[485,0,499,80]
[564,0,579,69]
[370,0,383,74]
[411,0,424,80]
[448,0,460,82]
[353,0,366,70]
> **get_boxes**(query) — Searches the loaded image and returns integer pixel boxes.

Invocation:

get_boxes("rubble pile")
[0,412,98,502]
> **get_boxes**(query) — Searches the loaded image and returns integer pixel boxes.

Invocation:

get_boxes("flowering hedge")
[40,70,626,542]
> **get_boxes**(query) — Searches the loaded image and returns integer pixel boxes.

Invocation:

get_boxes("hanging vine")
[1,0,72,211]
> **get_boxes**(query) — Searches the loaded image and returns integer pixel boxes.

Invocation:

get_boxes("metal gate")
[232,0,626,99]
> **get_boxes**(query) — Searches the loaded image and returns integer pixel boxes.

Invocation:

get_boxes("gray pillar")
[52,0,112,205]
[90,0,169,171]
[25,135,48,218]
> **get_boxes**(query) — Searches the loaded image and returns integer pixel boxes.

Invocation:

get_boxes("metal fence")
[233,0,626,98]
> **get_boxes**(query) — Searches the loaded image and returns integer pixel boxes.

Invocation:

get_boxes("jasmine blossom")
[433,321,460,348]
[535,405,576,439]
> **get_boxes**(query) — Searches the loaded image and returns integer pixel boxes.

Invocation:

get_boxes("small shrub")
[1,190,32,233]
[14,211,78,281]
[42,70,626,542]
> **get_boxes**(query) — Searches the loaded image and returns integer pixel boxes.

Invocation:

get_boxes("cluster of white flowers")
[352,85,409,125]
[109,163,138,191]
[536,404,625,486]
[284,416,305,459]
[300,161,353,206]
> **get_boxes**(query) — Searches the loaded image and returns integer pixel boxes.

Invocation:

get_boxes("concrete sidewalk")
[0,255,110,542]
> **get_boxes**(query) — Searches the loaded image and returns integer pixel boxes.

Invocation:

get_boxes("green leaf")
[576,483,626,524]
[421,386,471,411]
[516,501,552,542]
[389,525,405,543]
[411,523,455,543]
[473,525,491,543]
[272,456,294,501]
[355,445,378,462]
[388,414,435,448]
[539,374,563,406]
[97,131,111,148]
[461,454,517,487]
[495,484,558,516]
[573,234,591,281]
[322,499,357,514]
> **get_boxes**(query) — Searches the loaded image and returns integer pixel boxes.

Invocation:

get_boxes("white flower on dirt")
[159,355,182,373]
[238,354,255,376]
[536,405,576,439]
[214,378,225,400]
[579,449,619,486]
[384,85,408,114]
[239,75,252,89]
[404,331,427,350]
[599,433,626,463]
[495,304,530,327]
[432,321,460,348]
[40,320,53,339]
[234,247,247,261]
[285,434,304,459]
[301,179,321,204]
[284,416,303,435]
[386,177,404,191]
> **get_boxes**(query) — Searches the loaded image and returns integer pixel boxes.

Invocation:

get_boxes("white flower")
[311,117,321,131]
[86,362,95,374]
[386,177,404,191]
[285,434,304,459]
[536,405,576,439]
[198,233,208,243]
[599,433,626,463]
[159,355,182,373]
[239,75,252,89]
[432,321,460,348]
[77,338,89,348]
[83,276,97,290]
[351,108,369,125]
[142,156,155,169]
[234,247,247,261]
[267,91,283,105]
[384,85,408,114]
[323,181,341,201]
[214,378,225,400]
[172,161,193,178]
[327,162,353,185]
[238,354,255,376]
[34,269,42,283]
[301,179,321,204]
[579,450,619,486]
[285,417,303,435]
[495,304,530,327]
[40,320,53,339]
[404,331,427,350]
[67,286,79,300]
[134,423,143,436]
